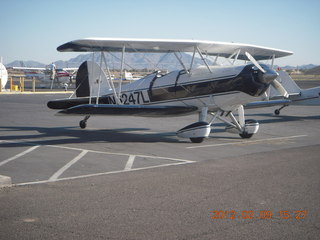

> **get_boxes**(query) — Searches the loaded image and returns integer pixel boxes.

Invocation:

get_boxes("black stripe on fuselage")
[142,92,239,105]
[147,65,269,103]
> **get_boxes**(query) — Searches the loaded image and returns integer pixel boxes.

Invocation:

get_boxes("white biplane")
[47,38,319,143]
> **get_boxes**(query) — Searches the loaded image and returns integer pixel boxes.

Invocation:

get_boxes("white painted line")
[15,161,193,186]
[0,145,40,167]
[0,139,194,163]
[124,155,136,170]
[46,144,194,163]
[49,150,88,181]
[0,138,195,186]
[186,135,308,149]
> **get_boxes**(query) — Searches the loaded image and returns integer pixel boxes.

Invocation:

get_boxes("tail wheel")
[79,120,87,129]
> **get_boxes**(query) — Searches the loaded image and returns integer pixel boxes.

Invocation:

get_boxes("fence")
[2,76,37,92]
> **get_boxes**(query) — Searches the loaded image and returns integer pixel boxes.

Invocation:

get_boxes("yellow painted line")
[0,91,73,94]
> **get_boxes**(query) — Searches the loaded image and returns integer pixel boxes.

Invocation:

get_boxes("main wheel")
[79,120,87,129]
[190,137,204,143]
[239,132,253,139]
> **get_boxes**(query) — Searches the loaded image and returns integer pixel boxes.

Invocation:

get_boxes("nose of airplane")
[258,66,279,84]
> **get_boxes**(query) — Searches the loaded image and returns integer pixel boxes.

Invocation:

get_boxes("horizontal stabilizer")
[244,99,291,109]
[57,104,198,117]
[48,97,91,109]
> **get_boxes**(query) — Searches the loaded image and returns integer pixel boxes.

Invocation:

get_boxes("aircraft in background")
[0,57,8,89]
[12,63,77,89]
[47,38,320,143]
[124,70,143,81]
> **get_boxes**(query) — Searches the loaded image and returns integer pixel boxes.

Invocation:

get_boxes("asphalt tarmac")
[0,81,319,239]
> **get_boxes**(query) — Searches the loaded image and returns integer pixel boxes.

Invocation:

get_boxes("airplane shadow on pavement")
[1,113,319,147]
[0,126,181,147]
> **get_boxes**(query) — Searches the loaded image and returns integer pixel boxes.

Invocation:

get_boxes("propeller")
[245,51,289,98]
[270,79,289,98]
[245,52,266,73]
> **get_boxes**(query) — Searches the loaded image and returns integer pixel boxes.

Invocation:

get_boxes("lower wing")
[56,104,198,117]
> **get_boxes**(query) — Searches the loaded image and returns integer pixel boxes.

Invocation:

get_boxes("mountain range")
[5,53,319,71]
[6,53,207,71]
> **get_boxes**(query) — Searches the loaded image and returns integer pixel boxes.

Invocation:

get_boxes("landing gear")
[274,105,288,115]
[79,116,90,129]
[222,107,259,139]
[79,120,87,129]
[239,132,253,139]
[177,105,259,143]
[176,121,211,143]
[190,137,205,143]
[176,107,211,143]
[238,120,258,139]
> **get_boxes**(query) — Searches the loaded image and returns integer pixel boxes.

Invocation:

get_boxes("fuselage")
[101,64,273,111]
[48,63,277,112]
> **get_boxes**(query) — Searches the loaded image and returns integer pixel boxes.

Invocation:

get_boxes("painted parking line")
[49,150,89,181]
[46,144,194,163]
[0,140,194,186]
[124,155,136,171]
[0,145,40,167]
[15,160,194,186]
[186,135,308,149]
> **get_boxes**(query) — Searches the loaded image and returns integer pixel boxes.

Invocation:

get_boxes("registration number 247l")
[107,91,150,105]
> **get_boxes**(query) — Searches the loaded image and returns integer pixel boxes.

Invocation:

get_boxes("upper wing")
[12,66,46,70]
[57,38,293,60]
[61,67,78,71]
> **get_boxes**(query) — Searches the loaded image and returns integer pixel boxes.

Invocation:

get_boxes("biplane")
[47,38,311,143]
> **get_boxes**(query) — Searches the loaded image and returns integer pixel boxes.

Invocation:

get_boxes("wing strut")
[101,52,122,104]
[96,51,104,104]
[89,52,95,104]
[224,49,241,65]
[189,46,196,71]
[196,47,212,73]
[271,54,275,69]
[173,52,189,73]
[118,45,125,97]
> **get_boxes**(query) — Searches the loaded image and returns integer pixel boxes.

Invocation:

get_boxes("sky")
[1,0,319,66]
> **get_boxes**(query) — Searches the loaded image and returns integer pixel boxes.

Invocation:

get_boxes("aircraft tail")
[269,70,320,105]
[75,61,110,97]
[269,70,301,97]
